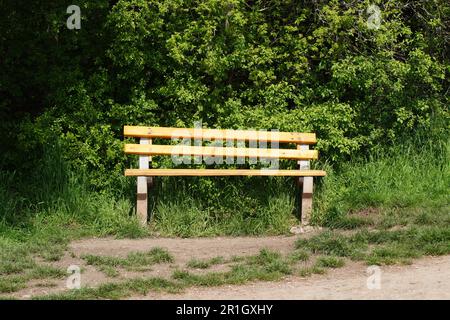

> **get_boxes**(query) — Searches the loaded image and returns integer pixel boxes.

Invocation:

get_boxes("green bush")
[2,0,447,186]
[0,1,448,232]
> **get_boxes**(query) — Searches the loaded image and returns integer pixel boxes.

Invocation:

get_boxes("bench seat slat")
[124,126,317,144]
[124,144,318,160]
[125,169,326,177]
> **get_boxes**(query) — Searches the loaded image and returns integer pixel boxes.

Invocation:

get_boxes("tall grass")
[313,133,449,226]
[0,144,145,240]
[150,176,298,236]
[0,126,448,239]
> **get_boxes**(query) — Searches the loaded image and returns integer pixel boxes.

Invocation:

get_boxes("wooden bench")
[123,126,326,228]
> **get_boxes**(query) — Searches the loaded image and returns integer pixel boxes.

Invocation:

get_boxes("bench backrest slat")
[124,144,318,160]
[124,126,316,144]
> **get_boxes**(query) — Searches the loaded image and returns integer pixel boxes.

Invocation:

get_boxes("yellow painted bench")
[123,126,326,227]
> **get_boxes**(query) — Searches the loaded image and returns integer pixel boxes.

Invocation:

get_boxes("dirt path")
[7,236,299,298]
[6,235,449,299]
[70,235,297,264]
[142,255,450,300]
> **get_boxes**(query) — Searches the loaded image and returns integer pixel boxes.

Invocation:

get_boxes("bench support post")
[298,144,313,227]
[137,138,151,226]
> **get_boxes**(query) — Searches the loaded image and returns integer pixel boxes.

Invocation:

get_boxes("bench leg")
[297,144,314,226]
[290,143,317,234]
[137,176,148,226]
[136,138,151,226]
[301,176,313,226]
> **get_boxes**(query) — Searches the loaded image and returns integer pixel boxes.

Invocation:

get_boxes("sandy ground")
[5,235,450,299]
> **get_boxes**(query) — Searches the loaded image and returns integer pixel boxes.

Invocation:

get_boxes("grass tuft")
[82,247,174,276]
[187,256,225,269]
[315,256,345,268]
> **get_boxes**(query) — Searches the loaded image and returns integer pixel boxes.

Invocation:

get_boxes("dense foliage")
[1,0,448,189]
